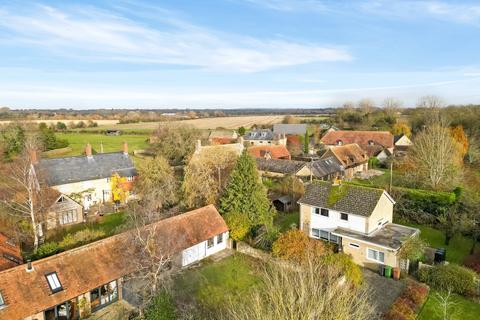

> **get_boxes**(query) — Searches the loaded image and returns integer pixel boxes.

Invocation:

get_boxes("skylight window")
[46,272,63,293]
[0,291,5,308]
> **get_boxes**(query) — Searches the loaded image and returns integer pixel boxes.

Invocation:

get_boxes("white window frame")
[207,237,214,249]
[60,209,77,225]
[46,272,63,293]
[349,243,360,249]
[312,207,320,215]
[311,228,320,238]
[340,213,348,221]
[320,208,329,217]
[366,248,385,264]
[217,233,223,244]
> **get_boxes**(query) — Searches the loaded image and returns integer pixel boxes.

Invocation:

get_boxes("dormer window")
[336,140,343,145]
[46,272,63,293]
[368,140,375,146]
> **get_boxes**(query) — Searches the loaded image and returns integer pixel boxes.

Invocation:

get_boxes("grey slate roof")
[273,124,307,135]
[298,181,385,217]
[36,152,137,186]
[245,129,275,141]
[333,224,419,250]
[256,158,306,175]
[309,157,344,178]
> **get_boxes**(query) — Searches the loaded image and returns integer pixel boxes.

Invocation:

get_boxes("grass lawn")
[46,211,127,242]
[398,221,472,264]
[52,132,150,157]
[274,210,299,232]
[173,254,261,309]
[418,290,480,320]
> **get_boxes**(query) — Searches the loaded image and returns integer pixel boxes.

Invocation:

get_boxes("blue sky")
[0,0,479,109]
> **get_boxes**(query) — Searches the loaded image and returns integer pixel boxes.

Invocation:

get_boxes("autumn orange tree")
[272,229,331,263]
[392,122,411,137]
[450,125,469,159]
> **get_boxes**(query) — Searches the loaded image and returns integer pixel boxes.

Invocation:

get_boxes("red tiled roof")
[210,137,236,145]
[248,145,291,160]
[0,233,22,272]
[323,144,368,167]
[321,130,394,148]
[0,205,227,320]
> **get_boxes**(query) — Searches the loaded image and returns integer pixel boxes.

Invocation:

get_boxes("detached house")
[0,205,229,320]
[320,144,368,179]
[321,130,394,158]
[298,181,419,270]
[34,143,137,212]
[244,129,287,146]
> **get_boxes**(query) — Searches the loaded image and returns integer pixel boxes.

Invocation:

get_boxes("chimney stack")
[123,141,128,155]
[30,149,38,165]
[26,259,34,272]
[85,143,93,158]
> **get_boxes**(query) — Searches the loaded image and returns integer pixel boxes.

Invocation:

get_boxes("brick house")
[0,205,228,320]
[320,143,368,179]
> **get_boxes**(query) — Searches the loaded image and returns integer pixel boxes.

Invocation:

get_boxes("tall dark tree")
[219,152,275,240]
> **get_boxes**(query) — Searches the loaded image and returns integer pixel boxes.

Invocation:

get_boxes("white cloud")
[242,0,327,12]
[361,1,480,25]
[0,4,351,72]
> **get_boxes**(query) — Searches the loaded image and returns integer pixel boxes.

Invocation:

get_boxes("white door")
[182,243,206,266]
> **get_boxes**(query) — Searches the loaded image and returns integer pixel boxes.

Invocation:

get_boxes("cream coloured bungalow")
[298,181,419,270]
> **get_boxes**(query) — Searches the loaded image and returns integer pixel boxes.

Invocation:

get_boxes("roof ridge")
[40,151,125,161]
[0,205,219,276]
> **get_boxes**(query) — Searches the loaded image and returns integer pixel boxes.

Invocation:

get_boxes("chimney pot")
[85,143,92,158]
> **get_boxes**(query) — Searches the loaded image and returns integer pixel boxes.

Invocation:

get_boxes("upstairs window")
[312,207,320,215]
[320,208,329,217]
[46,272,63,293]
[340,213,348,221]
[336,140,343,145]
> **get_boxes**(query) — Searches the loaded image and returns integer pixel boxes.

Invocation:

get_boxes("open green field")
[50,132,150,157]
[418,290,480,320]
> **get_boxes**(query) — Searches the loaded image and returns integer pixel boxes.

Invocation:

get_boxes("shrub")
[59,229,106,250]
[403,280,429,309]
[144,290,176,320]
[225,211,251,241]
[33,242,62,259]
[384,298,416,320]
[464,253,480,274]
[322,253,363,286]
[272,229,331,264]
[418,264,476,295]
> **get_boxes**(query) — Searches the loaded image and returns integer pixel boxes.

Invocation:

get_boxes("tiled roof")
[0,233,22,272]
[0,205,228,320]
[35,152,137,186]
[333,223,419,250]
[256,158,306,175]
[245,129,275,141]
[298,181,385,217]
[321,130,394,148]
[309,157,344,178]
[248,145,291,159]
[273,124,307,135]
[323,144,368,167]
[209,130,237,139]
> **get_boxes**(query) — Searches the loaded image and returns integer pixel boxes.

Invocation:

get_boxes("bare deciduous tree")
[0,137,54,250]
[223,258,374,320]
[183,147,238,208]
[434,289,457,320]
[404,116,462,190]
[124,201,176,314]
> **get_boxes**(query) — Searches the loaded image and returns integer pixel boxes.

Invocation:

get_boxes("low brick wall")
[236,241,271,262]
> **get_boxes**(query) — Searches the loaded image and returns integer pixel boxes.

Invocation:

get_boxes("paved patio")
[363,268,405,318]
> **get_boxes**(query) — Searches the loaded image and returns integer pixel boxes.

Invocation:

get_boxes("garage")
[182,242,206,266]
